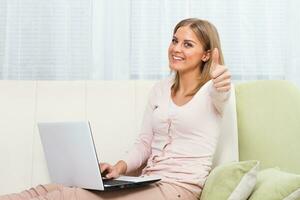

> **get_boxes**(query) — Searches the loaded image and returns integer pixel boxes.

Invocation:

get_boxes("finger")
[212,71,231,84]
[106,170,119,179]
[100,163,111,173]
[214,79,231,88]
[216,85,231,92]
[99,163,107,172]
[211,48,220,66]
[211,65,227,79]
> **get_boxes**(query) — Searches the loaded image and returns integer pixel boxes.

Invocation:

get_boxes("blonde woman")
[1,18,231,200]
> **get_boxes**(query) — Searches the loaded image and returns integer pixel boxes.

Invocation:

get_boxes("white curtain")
[0,0,93,80]
[0,0,299,86]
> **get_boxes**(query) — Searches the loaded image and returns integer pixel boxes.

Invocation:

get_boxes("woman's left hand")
[210,48,231,92]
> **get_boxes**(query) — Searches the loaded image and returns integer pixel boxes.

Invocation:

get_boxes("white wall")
[0,80,155,195]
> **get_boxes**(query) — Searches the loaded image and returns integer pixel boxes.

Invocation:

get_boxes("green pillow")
[199,160,259,200]
[249,168,300,200]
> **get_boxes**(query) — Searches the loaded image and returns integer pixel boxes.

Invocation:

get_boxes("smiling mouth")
[172,55,184,61]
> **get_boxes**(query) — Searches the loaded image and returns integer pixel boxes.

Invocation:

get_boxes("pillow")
[248,168,300,200]
[199,160,259,200]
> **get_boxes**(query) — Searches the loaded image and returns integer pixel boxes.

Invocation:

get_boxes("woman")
[0,18,231,200]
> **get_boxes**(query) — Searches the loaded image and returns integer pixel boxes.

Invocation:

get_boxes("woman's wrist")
[114,160,127,175]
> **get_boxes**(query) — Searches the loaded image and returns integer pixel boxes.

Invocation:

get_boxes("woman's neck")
[177,71,200,96]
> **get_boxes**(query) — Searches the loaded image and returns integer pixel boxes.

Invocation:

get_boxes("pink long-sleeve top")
[122,76,230,197]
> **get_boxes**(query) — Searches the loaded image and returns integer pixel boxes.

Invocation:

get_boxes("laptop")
[37,121,161,191]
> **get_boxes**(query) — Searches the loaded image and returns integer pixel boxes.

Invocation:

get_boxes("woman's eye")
[184,42,193,48]
[172,38,177,44]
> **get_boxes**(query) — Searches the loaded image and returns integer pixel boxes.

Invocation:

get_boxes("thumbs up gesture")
[210,48,231,92]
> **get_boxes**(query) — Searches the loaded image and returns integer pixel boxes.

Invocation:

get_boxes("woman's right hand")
[99,160,127,179]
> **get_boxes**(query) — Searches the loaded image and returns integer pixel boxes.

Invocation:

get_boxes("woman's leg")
[90,182,197,200]
[0,184,61,200]
[0,182,197,200]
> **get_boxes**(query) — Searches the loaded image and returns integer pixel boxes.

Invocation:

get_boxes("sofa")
[235,80,300,174]
[0,80,298,197]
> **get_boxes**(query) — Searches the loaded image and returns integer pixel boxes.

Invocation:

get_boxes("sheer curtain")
[93,0,300,85]
[0,0,299,86]
[0,0,93,80]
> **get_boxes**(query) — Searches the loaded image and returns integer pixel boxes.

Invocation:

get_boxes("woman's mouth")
[172,55,184,61]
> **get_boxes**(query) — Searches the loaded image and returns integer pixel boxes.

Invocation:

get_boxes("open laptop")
[37,121,161,191]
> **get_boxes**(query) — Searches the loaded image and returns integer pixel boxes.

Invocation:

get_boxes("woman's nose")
[173,43,182,52]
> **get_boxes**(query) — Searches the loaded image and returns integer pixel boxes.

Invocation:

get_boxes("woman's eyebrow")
[173,35,197,44]
[184,39,197,44]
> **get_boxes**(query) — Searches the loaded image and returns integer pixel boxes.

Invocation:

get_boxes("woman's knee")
[42,183,64,193]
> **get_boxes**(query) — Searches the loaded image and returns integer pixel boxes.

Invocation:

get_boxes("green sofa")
[235,80,300,174]
[200,80,300,200]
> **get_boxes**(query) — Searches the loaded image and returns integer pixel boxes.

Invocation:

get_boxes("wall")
[0,80,155,195]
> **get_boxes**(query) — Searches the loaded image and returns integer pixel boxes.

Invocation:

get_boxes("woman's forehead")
[174,26,200,43]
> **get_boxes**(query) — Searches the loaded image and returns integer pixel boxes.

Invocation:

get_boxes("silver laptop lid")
[38,121,104,190]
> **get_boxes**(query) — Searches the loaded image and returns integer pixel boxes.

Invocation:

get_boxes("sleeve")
[120,84,157,173]
[209,81,231,116]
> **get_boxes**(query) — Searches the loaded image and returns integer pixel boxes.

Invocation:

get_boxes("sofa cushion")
[249,168,300,200]
[200,160,259,200]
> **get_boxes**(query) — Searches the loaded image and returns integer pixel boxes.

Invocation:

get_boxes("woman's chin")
[169,64,182,72]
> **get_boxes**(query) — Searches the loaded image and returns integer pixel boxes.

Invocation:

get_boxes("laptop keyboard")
[103,179,133,187]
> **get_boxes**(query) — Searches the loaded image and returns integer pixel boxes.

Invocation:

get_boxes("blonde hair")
[171,18,225,96]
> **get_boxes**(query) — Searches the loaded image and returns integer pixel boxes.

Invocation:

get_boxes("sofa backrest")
[235,80,300,174]
[0,80,238,195]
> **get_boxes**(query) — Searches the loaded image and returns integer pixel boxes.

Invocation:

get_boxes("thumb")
[210,48,220,77]
[211,48,220,66]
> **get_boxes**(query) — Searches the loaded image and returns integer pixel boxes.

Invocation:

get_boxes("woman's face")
[168,26,207,75]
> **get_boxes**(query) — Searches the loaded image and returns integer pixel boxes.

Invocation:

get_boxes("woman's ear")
[201,51,211,62]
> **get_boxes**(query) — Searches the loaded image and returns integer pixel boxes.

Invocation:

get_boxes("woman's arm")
[209,48,231,115]
[120,85,157,174]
